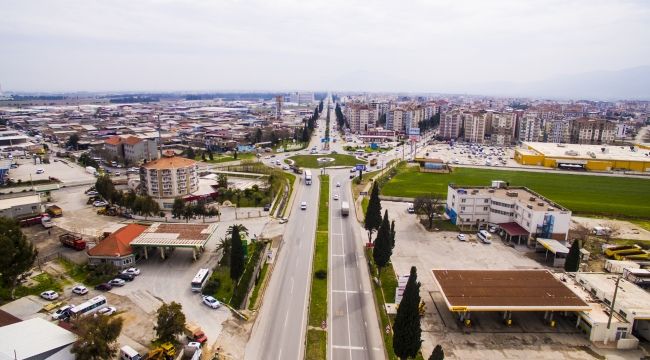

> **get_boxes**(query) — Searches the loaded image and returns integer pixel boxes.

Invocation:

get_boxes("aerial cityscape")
[0,1,649,360]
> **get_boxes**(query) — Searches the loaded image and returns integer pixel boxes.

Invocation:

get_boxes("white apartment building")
[140,156,199,209]
[345,104,378,133]
[287,92,315,105]
[445,182,571,245]
[547,119,571,143]
[490,112,517,145]
[519,112,544,142]
[386,108,405,132]
[463,112,487,144]
[439,110,463,139]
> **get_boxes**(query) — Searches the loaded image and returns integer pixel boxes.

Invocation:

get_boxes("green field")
[382,166,650,219]
[286,154,366,168]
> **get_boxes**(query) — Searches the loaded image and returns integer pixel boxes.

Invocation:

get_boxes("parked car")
[202,295,221,309]
[279,218,288,224]
[52,305,72,320]
[72,285,88,295]
[336,182,341,187]
[86,191,98,196]
[35,168,45,174]
[95,283,113,291]
[41,290,59,300]
[263,204,271,211]
[457,234,467,242]
[115,273,135,282]
[489,226,497,233]
[93,201,108,207]
[108,278,126,287]
[98,306,117,316]
[122,267,140,276]
[407,206,415,214]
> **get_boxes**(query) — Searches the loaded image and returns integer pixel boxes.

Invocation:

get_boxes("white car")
[41,290,59,300]
[97,306,117,316]
[333,194,339,200]
[93,201,108,207]
[52,305,72,320]
[122,267,141,276]
[336,182,341,187]
[202,295,221,309]
[72,285,88,295]
[279,218,288,224]
[108,278,126,287]
[35,168,45,174]
[457,234,467,242]
[282,165,290,170]
[489,226,497,233]
[300,201,307,210]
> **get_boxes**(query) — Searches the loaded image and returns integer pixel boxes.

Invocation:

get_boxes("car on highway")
[457,234,467,242]
[108,278,126,287]
[300,201,307,210]
[333,194,339,200]
[98,306,117,316]
[336,182,341,187]
[51,305,72,320]
[72,285,88,295]
[202,295,221,309]
[95,283,113,291]
[282,165,289,170]
[40,290,59,300]
[122,267,141,276]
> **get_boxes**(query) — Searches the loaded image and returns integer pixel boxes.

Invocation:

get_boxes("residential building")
[518,112,543,142]
[445,182,572,245]
[287,92,315,105]
[386,108,405,132]
[87,224,149,269]
[345,103,378,133]
[0,194,42,219]
[104,135,159,165]
[547,119,572,143]
[463,112,487,143]
[570,118,616,144]
[140,156,199,208]
[490,111,517,145]
[439,110,463,140]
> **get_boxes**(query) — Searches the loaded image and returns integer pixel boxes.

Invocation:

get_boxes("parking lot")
[415,143,524,168]
[381,201,635,359]
[7,157,96,185]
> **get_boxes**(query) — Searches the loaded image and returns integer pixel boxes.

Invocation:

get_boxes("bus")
[304,170,312,185]
[191,268,211,292]
[70,296,107,317]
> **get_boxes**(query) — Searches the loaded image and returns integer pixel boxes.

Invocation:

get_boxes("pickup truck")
[183,323,207,345]
[181,342,202,360]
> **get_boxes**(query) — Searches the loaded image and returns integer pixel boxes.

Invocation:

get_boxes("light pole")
[604,274,622,345]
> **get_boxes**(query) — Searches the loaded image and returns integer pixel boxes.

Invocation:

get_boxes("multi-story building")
[490,111,516,145]
[140,156,199,208]
[445,182,572,245]
[547,119,571,143]
[386,108,405,132]
[518,112,543,142]
[287,92,315,105]
[439,110,463,140]
[345,103,378,133]
[463,112,487,143]
[104,135,159,165]
[570,118,616,144]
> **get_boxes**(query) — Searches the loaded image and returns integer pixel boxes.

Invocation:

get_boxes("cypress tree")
[428,344,444,360]
[230,225,245,280]
[390,220,396,249]
[564,239,581,272]
[373,211,392,274]
[364,183,382,243]
[393,266,422,360]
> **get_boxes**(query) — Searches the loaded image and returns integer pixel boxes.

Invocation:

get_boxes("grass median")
[287,154,366,168]
[306,174,329,360]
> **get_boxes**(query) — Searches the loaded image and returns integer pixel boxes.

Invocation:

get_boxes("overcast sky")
[1,0,649,93]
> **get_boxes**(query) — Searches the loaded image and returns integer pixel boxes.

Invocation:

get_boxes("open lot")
[416,143,521,168]
[382,201,646,360]
[382,166,650,218]
[285,154,366,168]
[7,158,96,185]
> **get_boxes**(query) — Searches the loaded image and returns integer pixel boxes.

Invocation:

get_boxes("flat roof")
[432,269,590,312]
[575,273,650,320]
[522,142,650,162]
[450,185,570,212]
[0,194,41,210]
[130,222,218,248]
[0,318,76,359]
[536,238,569,254]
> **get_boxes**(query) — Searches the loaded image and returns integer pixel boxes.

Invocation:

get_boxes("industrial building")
[0,194,42,219]
[445,181,572,245]
[0,317,77,359]
[515,142,650,172]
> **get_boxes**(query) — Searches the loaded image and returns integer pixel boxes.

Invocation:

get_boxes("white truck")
[181,342,202,360]
[304,170,312,185]
[85,166,97,175]
[341,201,350,217]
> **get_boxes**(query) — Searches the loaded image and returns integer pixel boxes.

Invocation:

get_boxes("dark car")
[115,273,135,282]
[263,204,271,211]
[95,283,113,291]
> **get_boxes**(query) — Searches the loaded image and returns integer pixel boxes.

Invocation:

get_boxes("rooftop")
[0,318,76,359]
[449,185,570,212]
[0,194,41,210]
[522,142,650,162]
[87,224,148,257]
[141,156,197,170]
[130,222,218,248]
[575,272,650,320]
[432,269,590,311]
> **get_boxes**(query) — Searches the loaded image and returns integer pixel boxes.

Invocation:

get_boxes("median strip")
[305,174,329,360]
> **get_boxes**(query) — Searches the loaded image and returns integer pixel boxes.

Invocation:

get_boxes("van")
[477,230,492,244]
[120,345,142,360]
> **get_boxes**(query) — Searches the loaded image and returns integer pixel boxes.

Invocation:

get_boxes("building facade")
[518,112,543,142]
[570,118,616,144]
[104,135,159,165]
[439,110,463,140]
[386,108,405,132]
[140,156,199,208]
[463,112,487,144]
[345,103,378,133]
[490,112,517,145]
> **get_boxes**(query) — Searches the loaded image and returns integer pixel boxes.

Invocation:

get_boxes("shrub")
[315,269,327,279]
[202,279,221,295]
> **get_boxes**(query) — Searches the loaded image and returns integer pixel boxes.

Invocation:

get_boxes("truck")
[181,342,202,360]
[183,322,207,345]
[19,214,44,227]
[59,233,87,251]
[304,170,312,185]
[85,166,97,175]
[341,201,350,217]
[46,204,63,217]
[369,158,378,166]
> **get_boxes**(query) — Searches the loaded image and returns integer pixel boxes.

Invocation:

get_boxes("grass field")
[287,154,366,168]
[308,175,329,328]
[382,166,650,219]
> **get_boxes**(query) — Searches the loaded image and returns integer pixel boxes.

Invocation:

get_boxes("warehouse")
[514,142,650,172]
[0,194,42,219]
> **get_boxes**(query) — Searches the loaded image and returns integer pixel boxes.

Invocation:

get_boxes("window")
[484,199,489,203]
[461,199,466,203]
[461,206,465,211]
[619,310,627,318]
[483,207,488,211]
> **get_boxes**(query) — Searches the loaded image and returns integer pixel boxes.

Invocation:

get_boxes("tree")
[182,205,194,222]
[154,302,186,345]
[208,151,214,161]
[201,152,207,161]
[233,149,238,160]
[413,195,443,229]
[564,240,581,272]
[229,224,246,281]
[428,345,444,360]
[0,218,38,299]
[364,183,382,243]
[185,147,196,160]
[390,220,396,250]
[318,99,324,113]
[393,266,422,360]
[71,312,123,360]
[217,237,231,267]
[373,211,392,274]
[66,133,80,150]
[172,198,185,219]
[254,128,263,143]
[217,174,228,188]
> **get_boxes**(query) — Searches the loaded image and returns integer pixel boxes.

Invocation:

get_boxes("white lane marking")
[340,197,353,360]
[332,290,369,294]
[332,345,366,350]
[332,254,344,257]
[290,277,294,295]
[277,348,282,360]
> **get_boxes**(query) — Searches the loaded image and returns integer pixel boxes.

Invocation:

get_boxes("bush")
[314,269,327,280]
[202,279,221,295]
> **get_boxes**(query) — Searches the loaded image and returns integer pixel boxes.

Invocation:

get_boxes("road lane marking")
[332,254,344,257]
[290,277,294,295]
[332,345,366,350]
[332,290,369,294]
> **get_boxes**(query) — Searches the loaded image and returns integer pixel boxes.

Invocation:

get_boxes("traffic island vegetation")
[305,174,329,360]
[286,154,366,168]
[382,166,650,219]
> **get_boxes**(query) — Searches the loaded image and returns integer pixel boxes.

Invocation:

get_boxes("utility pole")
[604,274,622,345]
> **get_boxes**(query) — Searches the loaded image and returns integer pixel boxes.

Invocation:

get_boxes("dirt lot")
[8,157,96,184]
[571,216,650,241]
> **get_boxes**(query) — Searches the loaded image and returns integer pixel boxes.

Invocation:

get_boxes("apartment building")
[490,111,516,145]
[345,103,378,133]
[570,118,616,144]
[518,112,543,142]
[386,108,405,132]
[547,119,571,143]
[104,135,159,165]
[463,112,487,144]
[286,92,315,105]
[140,156,199,208]
[439,110,463,139]
[445,182,572,245]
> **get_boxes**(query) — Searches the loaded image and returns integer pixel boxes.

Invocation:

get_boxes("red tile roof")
[142,156,197,170]
[87,224,148,257]
[105,136,121,146]
[122,136,142,146]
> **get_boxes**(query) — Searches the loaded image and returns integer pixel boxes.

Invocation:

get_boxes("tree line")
[335,103,346,129]
[94,175,161,218]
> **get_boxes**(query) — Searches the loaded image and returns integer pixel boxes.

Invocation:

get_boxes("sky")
[0,0,649,93]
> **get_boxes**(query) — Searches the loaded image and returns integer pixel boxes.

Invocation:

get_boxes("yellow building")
[515,142,650,172]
